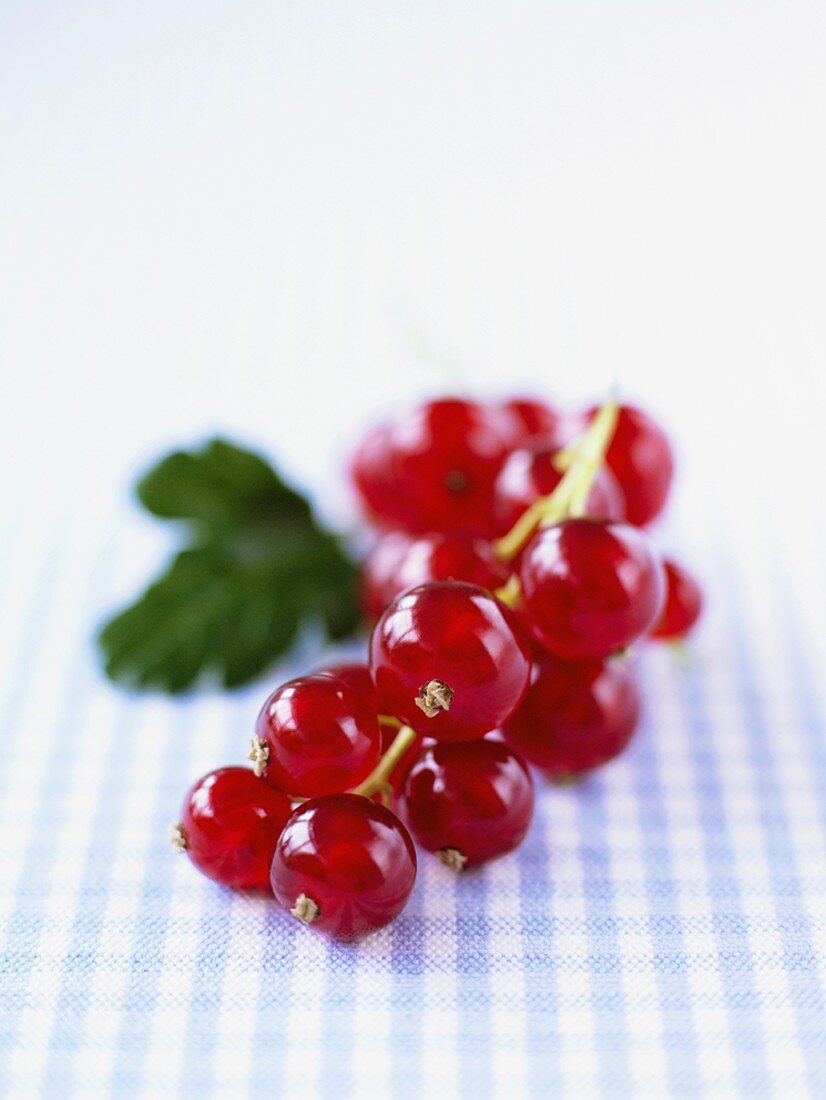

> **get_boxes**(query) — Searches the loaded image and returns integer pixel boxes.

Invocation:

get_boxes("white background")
[1,0,825,554]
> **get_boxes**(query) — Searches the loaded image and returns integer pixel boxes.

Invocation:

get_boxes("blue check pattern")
[1,502,825,1098]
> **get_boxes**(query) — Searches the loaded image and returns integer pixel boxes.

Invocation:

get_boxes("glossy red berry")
[492,444,625,535]
[502,653,640,779]
[174,767,292,891]
[352,398,512,538]
[270,793,417,941]
[314,661,377,705]
[360,532,414,620]
[399,740,534,868]
[650,558,703,641]
[370,581,532,741]
[361,530,510,620]
[519,518,665,659]
[497,397,562,447]
[253,673,381,798]
[580,404,674,527]
[313,662,422,792]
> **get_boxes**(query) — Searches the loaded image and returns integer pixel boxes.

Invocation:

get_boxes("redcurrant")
[502,652,640,779]
[578,404,674,527]
[497,397,561,447]
[361,530,510,620]
[360,532,414,620]
[349,421,400,529]
[351,398,511,537]
[313,662,421,795]
[172,767,292,891]
[370,581,532,741]
[649,558,703,641]
[314,661,377,705]
[492,444,625,535]
[399,740,534,868]
[252,673,381,798]
[270,793,417,940]
[519,518,665,659]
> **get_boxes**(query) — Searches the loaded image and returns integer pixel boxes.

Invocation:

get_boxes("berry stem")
[669,640,693,667]
[564,400,619,519]
[495,574,522,608]
[352,725,418,797]
[492,399,618,562]
[378,714,403,728]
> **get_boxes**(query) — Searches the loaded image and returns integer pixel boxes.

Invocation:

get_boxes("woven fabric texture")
[1,498,825,1099]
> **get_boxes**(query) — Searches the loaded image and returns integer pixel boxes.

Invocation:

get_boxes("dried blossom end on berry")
[247,737,270,777]
[439,847,468,871]
[290,893,319,925]
[445,470,469,493]
[550,773,586,788]
[415,679,454,718]
[169,822,188,852]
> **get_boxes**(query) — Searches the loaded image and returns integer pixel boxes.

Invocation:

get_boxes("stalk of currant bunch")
[490,399,669,787]
[492,398,619,567]
[485,400,619,619]
[353,401,620,799]
[352,721,419,801]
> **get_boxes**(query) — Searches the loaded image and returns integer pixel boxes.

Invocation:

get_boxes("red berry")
[270,793,417,941]
[360,532,415,619]
[253,673,381,798]
[174,767,292,891]
[399,740,534,868]
[370,581,532,741]
[361,530,510,620]
[350,422,399,528]
[650,558,703,641]
[502,653,640,779]
[314,661,377,705]
[313,663,422,792]
[351,398,511,537]
[519,518,665,659]
[497,397,562,447]
[492,444,625,535]
[580,404,674,527]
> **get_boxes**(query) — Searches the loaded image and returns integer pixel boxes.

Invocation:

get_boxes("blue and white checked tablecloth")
[1,493,825,1100]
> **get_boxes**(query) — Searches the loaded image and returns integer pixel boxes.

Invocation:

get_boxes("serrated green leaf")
[98,438,361,693]
[137,438,310,529]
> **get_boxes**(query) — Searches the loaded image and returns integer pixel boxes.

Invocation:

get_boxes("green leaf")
[136,438,311,529]
[98,439,361,693]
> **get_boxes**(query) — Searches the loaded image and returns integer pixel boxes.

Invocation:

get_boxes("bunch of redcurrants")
[172,395,702,941]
